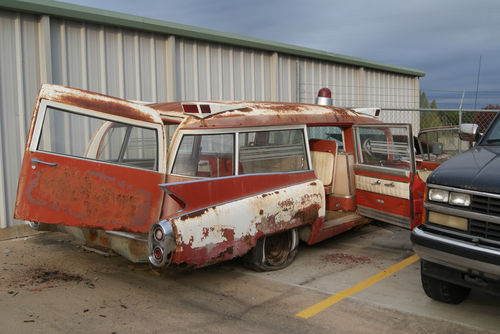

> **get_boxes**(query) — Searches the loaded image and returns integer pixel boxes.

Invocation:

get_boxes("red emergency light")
[315,88,333,106]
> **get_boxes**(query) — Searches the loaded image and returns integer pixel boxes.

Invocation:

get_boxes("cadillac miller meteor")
[15,84,441,270]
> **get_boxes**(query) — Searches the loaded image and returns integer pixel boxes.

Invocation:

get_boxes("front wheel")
[244,228,299,272]
[421,262,470,304]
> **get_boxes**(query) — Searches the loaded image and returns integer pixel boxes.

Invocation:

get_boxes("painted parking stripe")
[296,253,420,319]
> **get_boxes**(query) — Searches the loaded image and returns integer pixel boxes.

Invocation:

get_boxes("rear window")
[37,106,159,170]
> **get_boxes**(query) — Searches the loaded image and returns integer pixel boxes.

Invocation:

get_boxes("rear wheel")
[421,262,470,304]
[244,228,299,272]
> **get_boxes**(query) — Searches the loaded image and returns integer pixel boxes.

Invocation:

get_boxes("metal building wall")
[0,8,420,228]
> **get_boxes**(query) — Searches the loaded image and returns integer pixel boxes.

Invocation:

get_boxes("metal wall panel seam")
[133,32,141,99]
[217,46,222,100]
[99,27,107,95]
[14,14,26,151]
[166,35,176,101]
[79,24,88,90]
[204,44,211,100]
[117,29,125,98]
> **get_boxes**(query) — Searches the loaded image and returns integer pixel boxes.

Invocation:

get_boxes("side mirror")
[459,123,480,142]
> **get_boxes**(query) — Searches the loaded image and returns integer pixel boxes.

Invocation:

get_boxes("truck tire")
[421,264,470,304]
[244,228,299,272]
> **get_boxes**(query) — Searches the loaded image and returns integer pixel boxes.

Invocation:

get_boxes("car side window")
[238,129,308,174]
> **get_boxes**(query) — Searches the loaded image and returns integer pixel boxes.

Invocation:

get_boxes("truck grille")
[469,220,500,242]
[470,195,500,215]
[470,195,500,242]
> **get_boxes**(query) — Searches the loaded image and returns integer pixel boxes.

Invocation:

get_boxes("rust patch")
[293,204,320,224]
[179,208,210,221]
[278,198,294,208]
[221,228,235,242]
[40,84,160,123]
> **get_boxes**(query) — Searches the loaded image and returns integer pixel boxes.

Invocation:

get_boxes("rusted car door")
[14,85,166,233]
[353,124,418,229]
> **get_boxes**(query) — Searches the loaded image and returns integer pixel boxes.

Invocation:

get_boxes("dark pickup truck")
[412,114,500,303]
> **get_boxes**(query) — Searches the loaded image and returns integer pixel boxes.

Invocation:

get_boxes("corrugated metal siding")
[0,9,420,228]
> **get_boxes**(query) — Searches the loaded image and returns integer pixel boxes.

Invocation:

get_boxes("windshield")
[482,115,500,145]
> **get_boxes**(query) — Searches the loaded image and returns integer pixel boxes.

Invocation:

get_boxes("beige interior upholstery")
[333,152,355,196]
[311,151,334,186]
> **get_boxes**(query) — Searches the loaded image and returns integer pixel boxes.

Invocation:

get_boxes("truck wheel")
[244,228,299,272]
[421,264,470,304]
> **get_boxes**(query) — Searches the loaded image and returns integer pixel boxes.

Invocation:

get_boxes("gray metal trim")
[105,231,148,242]
[424,202,500,225]
[353,164,410,178]
[358,205,411,229]
[412,227,500,278]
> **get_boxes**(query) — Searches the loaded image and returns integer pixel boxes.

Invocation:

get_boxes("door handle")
[371,180,381,185]
[31,158,58,167]
[384,182,395,187]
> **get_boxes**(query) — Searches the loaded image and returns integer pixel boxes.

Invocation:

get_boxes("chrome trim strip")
[358,205,411,229]
[412,227,500,277]
[160,170,315,188]
[424,202,500,225]
[427,184,500,200]
[105,231,148,242]
[354,164,410,178]
[328,194,355,199]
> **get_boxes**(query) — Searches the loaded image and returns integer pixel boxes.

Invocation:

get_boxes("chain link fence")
[419,108,498,132]
[380,108,498,134]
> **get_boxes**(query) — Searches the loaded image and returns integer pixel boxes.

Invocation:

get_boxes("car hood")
[427,145,500,194]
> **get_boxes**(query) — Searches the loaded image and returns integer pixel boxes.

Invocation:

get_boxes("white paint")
[173,181,325,250]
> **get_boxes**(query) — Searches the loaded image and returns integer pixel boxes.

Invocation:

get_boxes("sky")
[61,0,500,109]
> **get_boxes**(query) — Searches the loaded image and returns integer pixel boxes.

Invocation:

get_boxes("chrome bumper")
[411,226,500,279]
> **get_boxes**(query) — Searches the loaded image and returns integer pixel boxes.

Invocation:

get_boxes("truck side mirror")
[459,123,480,142]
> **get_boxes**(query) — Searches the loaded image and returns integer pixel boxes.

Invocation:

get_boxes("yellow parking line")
[296,253,420,319]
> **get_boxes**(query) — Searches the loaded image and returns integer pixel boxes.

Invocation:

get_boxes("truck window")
[238,129,308,174]
[37,106,159,171]
[307,126,343,149]
[171,133,234,177]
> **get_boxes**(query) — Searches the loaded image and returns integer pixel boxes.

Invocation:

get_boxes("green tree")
[420,91,441,128]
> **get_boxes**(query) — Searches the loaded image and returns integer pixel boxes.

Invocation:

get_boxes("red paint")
[161,171,317,219]
[325,195,356,211]
[14,151,165,233]
[357,189,410,217]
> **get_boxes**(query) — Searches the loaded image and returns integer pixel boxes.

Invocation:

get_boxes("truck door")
[353,124,417,229]
[14,84,166,233]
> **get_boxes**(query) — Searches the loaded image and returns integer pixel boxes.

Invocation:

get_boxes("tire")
[420,262,470,304]
[244,228,299,272]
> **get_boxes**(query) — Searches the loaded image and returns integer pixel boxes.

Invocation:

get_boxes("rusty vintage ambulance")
[14,84,441,271]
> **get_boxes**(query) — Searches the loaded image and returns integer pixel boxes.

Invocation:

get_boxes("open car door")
[353,123,418,229]
[14,85,166,233]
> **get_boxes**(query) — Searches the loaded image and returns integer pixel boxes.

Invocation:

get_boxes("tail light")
[148,220,176,267]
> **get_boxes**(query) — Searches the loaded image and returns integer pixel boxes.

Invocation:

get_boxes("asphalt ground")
[0,222,498,334]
